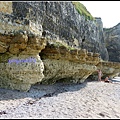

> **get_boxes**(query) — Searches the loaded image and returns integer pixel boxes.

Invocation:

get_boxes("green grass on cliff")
[72,1,94,21]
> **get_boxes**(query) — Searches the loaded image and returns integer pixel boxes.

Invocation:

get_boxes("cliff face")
[40,43,100,84]
[0,1,119,91]
[103,23,120,62]
[95,17,109,60]
[12,1,108,60]
[0,11,46,91]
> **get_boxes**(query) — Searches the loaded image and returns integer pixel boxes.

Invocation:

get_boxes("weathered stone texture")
[40,42,120,84]
[103,23,120,62]
[0,55,44,91]
[41,59,97,84]
[97,61,120,78]
[0,2,12,14]
[0,11,46,91]
[11,1,108,60]
[39,42,101,84]
[0,2,119,91]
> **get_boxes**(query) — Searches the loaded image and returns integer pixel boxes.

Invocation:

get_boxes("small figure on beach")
[97,69,102,81]
[104,76,112,83]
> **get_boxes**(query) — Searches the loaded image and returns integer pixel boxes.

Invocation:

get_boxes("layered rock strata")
[0,2,119,91]
[40,42,120,84]
[0,12,46,91]
[11,1,108,60]
[39,42,101,84]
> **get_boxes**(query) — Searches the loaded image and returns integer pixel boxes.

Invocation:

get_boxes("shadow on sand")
[0,80,88,101]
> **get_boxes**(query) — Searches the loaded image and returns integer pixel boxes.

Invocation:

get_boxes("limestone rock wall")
[11,1,108,61]
[97,61,120,78]
[95,17,109,60]
[41,59,97,84]
[0,55,44,91]
[103,23,120,62]
[89,61,120,81]
[0,12,46,91]
[40,42,101,84]
[40,42,120,84]
[0,2,119,91]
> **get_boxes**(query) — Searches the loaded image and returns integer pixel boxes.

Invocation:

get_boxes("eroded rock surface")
[40,42,101,84]
[0,2,119,91]
[0,12,46,91]
[40,42,120,84]
[103,23,120,62]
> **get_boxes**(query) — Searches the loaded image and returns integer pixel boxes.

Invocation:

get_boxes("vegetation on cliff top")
[72,1,94,21]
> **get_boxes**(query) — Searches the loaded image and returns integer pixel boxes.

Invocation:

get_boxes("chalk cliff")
[0,1,119,91]
[103,23,120,62]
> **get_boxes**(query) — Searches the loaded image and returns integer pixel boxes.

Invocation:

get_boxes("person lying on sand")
[104,76,112,83]
[101,76,120,84]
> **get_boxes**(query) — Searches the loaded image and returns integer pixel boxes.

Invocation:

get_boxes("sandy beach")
[0,77,120,119]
